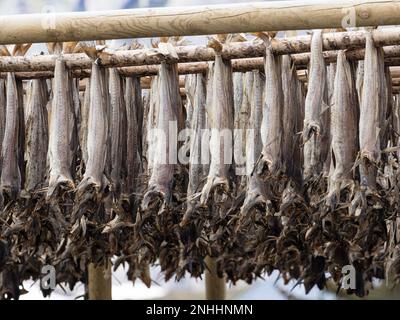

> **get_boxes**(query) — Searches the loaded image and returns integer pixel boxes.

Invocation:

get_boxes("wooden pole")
[1,1,400,44]
[3,45,400,80]
[88,262,112,300]
[2,28,400,73]
[205,256,226,300]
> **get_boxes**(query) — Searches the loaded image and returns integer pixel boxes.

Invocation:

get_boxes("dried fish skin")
[124,76,143,198]
[239,70,267,216]
[47,58,75,198]
[326,51,358,206]
[0,73,22,200]
[234,71,253,178]
[0,79,6,174]
[200,52,234,204]
[77,62,108,193]
[180,73,208,227]
[145,76,159,175]
[24,79,49,192]
[259,46,283,176]
[302,30,329,181]
[107,68,125,195]
[142,62,181,207]
[79,78,90,167]
[358,33,384,188]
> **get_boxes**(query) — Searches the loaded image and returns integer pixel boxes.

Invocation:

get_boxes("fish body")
[359,33,384,188]
[78,62,108,192]
[25,79,49,191]
[125,76,142,195]
[327,51,358,202]
[0,73,21,199]
[200,53,234,204]
[260,46,283,175]
[143,62,181,205]
[302,30,329,181]
[47,58,75,197]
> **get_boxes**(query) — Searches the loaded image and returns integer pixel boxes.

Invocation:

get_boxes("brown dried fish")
[200,39,234,204]
[24,79,49,192]
[326,51,358,208]
[302,30,329,182]
[47,58,75,198]
[0,73,23,201]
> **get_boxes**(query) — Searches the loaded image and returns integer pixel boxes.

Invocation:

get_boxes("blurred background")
[0,0,399,300]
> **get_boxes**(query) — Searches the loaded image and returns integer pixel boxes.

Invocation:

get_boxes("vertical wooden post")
[88,262,112,300]
[205,256,226,300]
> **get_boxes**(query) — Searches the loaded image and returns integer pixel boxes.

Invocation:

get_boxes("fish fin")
[130,40,144,50]
[76,41,98,60]
[158,42,179,60]
[0,45,11,56]
[47,42,63,55]
[62,42,78,54]
[12,43,32,56]
[226,33,247,43]
[207,37,223,53]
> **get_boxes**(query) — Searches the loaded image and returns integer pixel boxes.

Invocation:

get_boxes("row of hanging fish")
[0,30,400,299]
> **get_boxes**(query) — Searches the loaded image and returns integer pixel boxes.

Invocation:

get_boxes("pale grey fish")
[143,62,181,206]
[24,79,49,191]
[234,71,253,178]
[16,79,25,187]
[77,62,108,192]
[0,73,21,199]
[141,88,150,173]
[240,70,268,214]
[0,79,5,175]
[358,32,386,189]
[187,73,207,197]
[184,74,197,129]
[302,30,329,181]
[233,72,244,121]
[205,62,214,132]
[79,78,90,166]
[260,45,283,175]
[380,65,392,149]
[108,68,125,194]
[47,58,75,198]
[146,76,159,175]
[326,51,358,203]
[200,50,234,205]
[281,55,302,185]
[356,61,364,107]
[393,94,400,159]
[359,33,383,166]
[181,74,197,159]
[124,76,142,195]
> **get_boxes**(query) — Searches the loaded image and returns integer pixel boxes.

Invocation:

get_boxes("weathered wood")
[88,263,112,300]
[1,1,400,45]
[2,28,400,73]
[205,256,226,300]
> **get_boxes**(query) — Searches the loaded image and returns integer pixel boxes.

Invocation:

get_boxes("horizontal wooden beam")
[2,45,400,80]
[1,1,400,45]
[1,28,400,73]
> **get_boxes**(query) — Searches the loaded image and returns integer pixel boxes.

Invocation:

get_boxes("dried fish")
[200,38,234,204]
[302,30,329,182]
[47,58,75,198]
[0,73,23,202]
[326,51,358,208]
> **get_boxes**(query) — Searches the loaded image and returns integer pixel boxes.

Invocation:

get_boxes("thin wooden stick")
[2,28,400,73]
[88,262,112,300]
[1,1,400,45]
[205,256,226,300]
[3,45,400,80]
